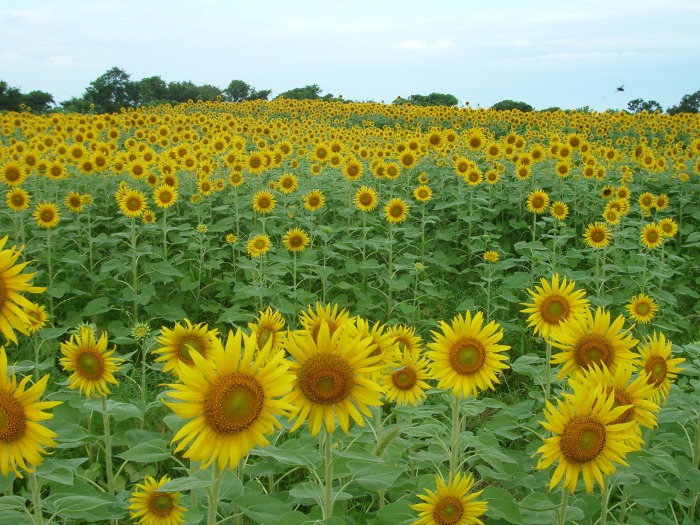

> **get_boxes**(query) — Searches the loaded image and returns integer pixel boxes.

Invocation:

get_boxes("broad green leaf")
[482,486,524,524]
[116,440,171,462]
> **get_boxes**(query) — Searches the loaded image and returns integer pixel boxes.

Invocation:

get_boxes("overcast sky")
[2,0,699,111]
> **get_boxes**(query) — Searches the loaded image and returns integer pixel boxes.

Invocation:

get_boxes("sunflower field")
[0,99,699,525]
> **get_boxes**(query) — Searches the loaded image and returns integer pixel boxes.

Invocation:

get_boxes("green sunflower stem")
[33,333,40,382]
[29,470,43,525]
[600,476,610,525]
[130,218,138,322]
[322,427,334,520]
[139,339,148,429]
[449,394,461,480]
[693,411,700,470]
[101,396,115,495]
[208,463,222,525]
[162,207,168,263]
[545,341,552,405]
[45,228,53,318]
[387,223,394,321]
[558,487,568,525]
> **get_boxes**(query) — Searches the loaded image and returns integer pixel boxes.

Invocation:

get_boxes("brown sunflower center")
[69,197,82,207]
[258,197,270,209]
[540,295,569,324]
[573,334,613,370]
[609,388,634,425]
[390,205,404,218]
[11,194,25,206]
[126,197,142,211]
[149,493,175,516]
[204,372,264,434]
[289,235,303,247]
[561,415,606,463]
[449,338,485,375]
[392,366,417,391]
[297,354,354,405]
[177,337,204,365]
[646,230,659,243]
[308,197,320,207]
[257,327,274,349]
[468,172,480,183]
[160,191,173,203]
[591,229,605,242]
[532,196,545,208]
[359,193,373,205]
[0,276,6,306]
[77,351,105,380]
[254,239,266,250]
[635,302,650,315]
[5,167,21,181]
[434,496,464,525]
[41,210,54,222]
[644,356,667,386]
[0,391,26,442]
[347,165,359,176]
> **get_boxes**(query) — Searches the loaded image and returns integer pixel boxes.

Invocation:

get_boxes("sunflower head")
[354,186,378,212]
[625,294,658,324]
[153,319,220,376]
[521,274,589,339]
[128,475,187,525]
[637,331,684,404]
[283,228,310,253]
[384,197,409,223]
[411,472,488,525]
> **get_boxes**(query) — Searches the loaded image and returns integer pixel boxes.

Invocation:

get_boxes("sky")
[2,0,699,112]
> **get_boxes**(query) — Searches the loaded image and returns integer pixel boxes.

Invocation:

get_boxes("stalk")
[449,394,461,479]
[101,396,115,494]
[387,222,394,320]
[322,428,334,519]
[558,488,569,525]
[29,471,43,525]
[207,463,222,525]
[130,218,138,321]
[600,476,610,525]
[45,228,53,318]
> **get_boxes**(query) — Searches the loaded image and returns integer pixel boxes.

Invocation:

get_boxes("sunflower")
[142,210,157,224]
[625,294,657,324]
[354,186,378,212]
[427,310,510,398]
[640,223,663,249]
[229,172,244,187]
[483,251,499,263]
[283,228,310,253]
[484,170,499,185]
[521,274,589,340]
[128,475,187,525]
[654,194,669,210]
[59,327,123,398]
[602,208,620,225]
[600,186,614,199]
[464,168,482,186]
[387,324,424,353]
[277,173,298,194]
[527,189,549,214]
[246,234,271,258]
[343,159,364,181]
[303,189,325,212]
[638,192,654,211]
[380,346,431,407]
[0,162,27,187]
[283,320,383,436]
[248,307,286,352]
[116,188,147,218]
[23,302,47,333]
[0,347,60,477]
[252,190,276,214]
[549,307,638,380]
[413,185,433,202]
[298,302,350,342]
[64,191,84,213]
[33,202,60,228]
[345,317,398,371]
[534,384,642,494]
[568,363,659,432]
[554,161,570,178]
[583,222,611,249]
[637,331,684,404]
[153,185,178,209]
[153,319,220,376]
[164,329,294,469]
[384,197,409,223]
[411,472,488,525]
[658,218,678,238]
[6,188,29,212]
[225,233,237,244]
[197,178,214,197]
[550,201,569,221]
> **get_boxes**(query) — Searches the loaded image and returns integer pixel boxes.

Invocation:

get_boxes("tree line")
[1,67,698,115]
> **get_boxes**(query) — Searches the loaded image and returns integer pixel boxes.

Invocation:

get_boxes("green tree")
[22,90,55,113]
[276,84,323,100]
[137,76,169,105]
[167,81,201,103]
[490,99,534,112]
[397,92,459,107]
[59,97,92,114]
[0,80,24,111]
[627,98,662,114]
[224,79,252,102]
[667,90,700,115]
[84,67,139,112]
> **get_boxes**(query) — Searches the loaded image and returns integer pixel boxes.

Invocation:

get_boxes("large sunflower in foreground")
[0,236,45,344]
[637,331,684,404]
[246,234,271,258]
[153,319,219,376]
[59,327,123,398]
[381,346,431,407]
[128,475,187,525]
[526,189,549,214]
[252,190,276,214]
[426,311,510,398]
[283,320,383,436]
[521,274,589,340]
[535,384,642,493]
[116,188,147,218]
[0,346,60,477]
[282,228,310,253]
[411,472,488,525]
[164,329,293,470]
[549,307,638,380]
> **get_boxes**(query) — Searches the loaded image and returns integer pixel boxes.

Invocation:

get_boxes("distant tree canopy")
[0,80,55,112]
[490,100,534,112]
[393,93,459,107]
[276,84,324,100]
[667,90,700,115]
[627,98,663,114]
[223,80,272,102]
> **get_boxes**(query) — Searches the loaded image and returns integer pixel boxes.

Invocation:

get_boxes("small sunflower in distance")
[153,319,219,376]
[283,228,310,253]
[33,202,60,229]
[521,274,589,339]
[549,307,638,380]
[637,331,684,404]
[6,188,30,212]
[117,188,147,218]
[381,346,431,406]
[527,189,549,214]
[59,327,123,398]
[246,234,271,258]
[411,472,488,525]
[225,233,237,244]
[23,302,48,333]
[153,184,178,209]
[413,185,432,202]
[641,223,663,249]
[303,189,325,212]
[658,217,678,238]
[252,190,276,214]
[283,320,383,436]
[354,186,378,212]
[427,311,510,398]
[483,251,499,263]
[128,475,187,525]
[277,173,298,194]
[0,347,61,477]
[550,201,569,221]
[164,329,294,470]
[298,302,350,342]
[384,197,409,223]
[625,294,658,324]
[534,384,642,493]
[583,222,611,249]
[64,191,84,213]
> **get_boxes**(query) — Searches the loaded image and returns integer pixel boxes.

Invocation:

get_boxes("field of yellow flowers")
[0,99,698,525]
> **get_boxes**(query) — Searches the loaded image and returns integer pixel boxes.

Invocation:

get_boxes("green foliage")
[224,79,272,102]
[491,99,535,112]
[667,89,700,115]
[277,84,323,100]
[394,92,459,107]
[0,80,54,112]
[627,98,663,114]
[83,66,140,113]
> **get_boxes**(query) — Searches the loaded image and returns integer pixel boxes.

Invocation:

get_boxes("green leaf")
[35,458,87,485]
[348,461,404,491]
[519,492,557,511]
[159,476,217,492]
[82,296,113,316]
[235,490,291,525]
[84,399,142,420]
[482,486,524,524]
[116,440,171,463]
[375,498,415,525]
